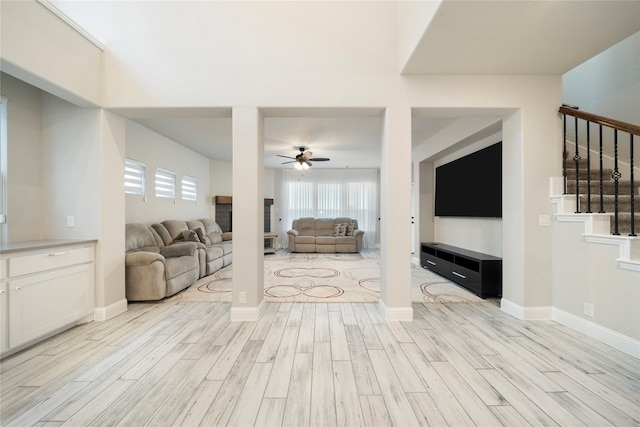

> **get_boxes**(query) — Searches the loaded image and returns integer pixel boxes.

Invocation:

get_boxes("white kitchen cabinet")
[0,241,95,357]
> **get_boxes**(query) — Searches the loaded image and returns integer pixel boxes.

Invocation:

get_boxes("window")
[281,169,378,248]
[181,174,197,201]
[155,167,176,199]
[124,158,146,195]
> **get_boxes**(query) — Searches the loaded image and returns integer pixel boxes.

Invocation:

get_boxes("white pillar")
[379,105,413,321]
[231,106,264,321]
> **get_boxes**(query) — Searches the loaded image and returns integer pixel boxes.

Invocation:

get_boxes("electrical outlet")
[584,302,595,317]
[239,292,247,304]
[66,216,75,227]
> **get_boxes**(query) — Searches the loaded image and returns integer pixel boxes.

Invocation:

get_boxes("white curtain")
[280,169,378,248]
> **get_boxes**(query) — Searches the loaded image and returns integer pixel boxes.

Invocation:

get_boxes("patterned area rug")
[169,252,483,303]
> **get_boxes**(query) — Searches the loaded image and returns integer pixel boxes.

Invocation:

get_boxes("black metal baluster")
[612,130,621,235]
[586,121,592,213]
[599,125,604,213]
[630,134,636,237]
[574,116,581,213]
[563,114,567,194]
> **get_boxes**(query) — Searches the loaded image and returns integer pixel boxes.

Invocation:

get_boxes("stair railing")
[559,105,640,236]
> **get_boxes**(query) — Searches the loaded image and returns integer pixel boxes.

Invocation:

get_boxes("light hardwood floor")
[1,300,638,426]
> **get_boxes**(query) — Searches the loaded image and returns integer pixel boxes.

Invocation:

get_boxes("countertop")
[0,239,97,255]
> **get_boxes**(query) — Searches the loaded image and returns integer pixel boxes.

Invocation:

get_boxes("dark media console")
[420,242,502,298]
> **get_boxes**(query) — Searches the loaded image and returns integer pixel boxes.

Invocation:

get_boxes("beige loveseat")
[125,218,232,301]
[287,217,364,253]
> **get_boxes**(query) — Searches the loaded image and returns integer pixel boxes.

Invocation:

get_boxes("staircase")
[565,165,640,235]
[553,105,639,271]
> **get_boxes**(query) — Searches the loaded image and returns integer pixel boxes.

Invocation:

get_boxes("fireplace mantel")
[214,196,273,205]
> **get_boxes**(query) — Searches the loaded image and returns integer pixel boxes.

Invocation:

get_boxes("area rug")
[169,252,483,304]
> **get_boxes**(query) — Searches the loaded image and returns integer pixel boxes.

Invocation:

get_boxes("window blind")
[181,175,197,201]
[155,167,176,199]
[124,158,145,195]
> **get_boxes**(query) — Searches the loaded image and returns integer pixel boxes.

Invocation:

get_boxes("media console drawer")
[421,242,502,298]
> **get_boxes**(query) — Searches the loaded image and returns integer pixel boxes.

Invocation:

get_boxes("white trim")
[501,298,639,359]
[230,300,266,322]
[94,298,128,321]
[618,259,640,271]
[500,298,552,320]
[377,300,413,321]
[37,1,105,50]
[552,307,640,359]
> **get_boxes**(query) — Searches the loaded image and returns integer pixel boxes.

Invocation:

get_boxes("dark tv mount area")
[420,242,502,298]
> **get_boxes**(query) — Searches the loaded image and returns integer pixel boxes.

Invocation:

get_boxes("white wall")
[563,31,640,125]
[41,93,101,239]
[2,74,43,242]
[553,221,639,341]
[0,0,103,107]
[125,121,210,224]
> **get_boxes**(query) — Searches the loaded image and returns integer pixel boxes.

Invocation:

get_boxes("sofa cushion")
[182,230,199,242]
[315,218,335,236]
[162,220,189,242]
[208,232,223,243]
[151,223,173,246]
[335,236,357,245]
[193,227,211,245]
[316,236,336,245]
[125,223,159,252]
[296,235,316,244]
[296,217,316,236]
[199,218,223,234]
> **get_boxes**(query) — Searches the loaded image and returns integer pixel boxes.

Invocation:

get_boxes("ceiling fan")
[277,147,330,170]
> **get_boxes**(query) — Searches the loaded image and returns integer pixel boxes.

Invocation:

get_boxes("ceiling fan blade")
[302,151,313,159]
[305,160,312,167]
[308,157,330,161]
[281,161,296,164]
[277,155,296,159]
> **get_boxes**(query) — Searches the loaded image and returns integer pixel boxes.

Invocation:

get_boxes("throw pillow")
[194,227,211,245]
[334,223,346,237]
[182,230,199,242]
[208,232,223,244]
[345,223,355,236]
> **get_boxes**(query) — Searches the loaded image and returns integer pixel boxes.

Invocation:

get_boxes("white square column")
[231,106,264,321]
[379,106,413,321]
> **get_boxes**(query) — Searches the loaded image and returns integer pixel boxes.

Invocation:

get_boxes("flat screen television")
[434,142,502,218]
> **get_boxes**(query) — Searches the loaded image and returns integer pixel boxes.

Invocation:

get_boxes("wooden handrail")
[559,105,640,136]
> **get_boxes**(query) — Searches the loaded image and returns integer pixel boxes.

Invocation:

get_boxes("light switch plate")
[539,214,551,226]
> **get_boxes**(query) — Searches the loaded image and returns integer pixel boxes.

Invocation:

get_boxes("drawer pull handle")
[426,260,436,266]
[13,286,21,291]
[48,251,69,257]
[452,271,466,279]
[0,289,5,294]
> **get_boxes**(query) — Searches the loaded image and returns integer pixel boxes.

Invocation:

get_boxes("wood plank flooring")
[1,300,639,426]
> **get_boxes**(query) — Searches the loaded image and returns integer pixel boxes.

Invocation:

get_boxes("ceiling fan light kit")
[277,147,330,169]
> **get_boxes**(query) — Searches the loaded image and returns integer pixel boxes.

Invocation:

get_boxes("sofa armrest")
[287,229,299,237]
[353,230,364,237]
[160,241,199,258]
[222,232,232,241]
[126,251,165,266]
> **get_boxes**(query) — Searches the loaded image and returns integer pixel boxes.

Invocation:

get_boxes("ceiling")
[50,0,639,169]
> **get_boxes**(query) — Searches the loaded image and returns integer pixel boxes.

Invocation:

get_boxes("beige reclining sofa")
[125,218,232,301]
[287,217,364,253]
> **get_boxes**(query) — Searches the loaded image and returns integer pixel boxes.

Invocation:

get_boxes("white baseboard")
[501,298,639,359]
[230,300,266,322]
[94,298,128,321]
[552,307,640,359]
[377,300,413,321]
[500,298,552,320]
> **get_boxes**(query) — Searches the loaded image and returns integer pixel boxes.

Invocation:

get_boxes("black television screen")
[434,142,502,218]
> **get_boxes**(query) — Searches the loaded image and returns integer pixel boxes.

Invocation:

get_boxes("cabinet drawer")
[8,246,93,277]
